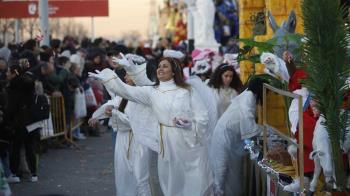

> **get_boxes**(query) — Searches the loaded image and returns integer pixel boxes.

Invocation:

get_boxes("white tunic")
[110,103,138,196]
[110,100,156,196]
[211,87,238,118]
[210,90,261,195]
[104,78,213,196]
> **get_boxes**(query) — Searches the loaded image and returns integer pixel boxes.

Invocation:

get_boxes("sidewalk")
[10,131,115,196]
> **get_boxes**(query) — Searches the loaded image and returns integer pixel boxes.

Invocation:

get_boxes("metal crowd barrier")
[40,96,83,148]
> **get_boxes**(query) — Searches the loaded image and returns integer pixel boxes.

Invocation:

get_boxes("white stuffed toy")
[260,52,290,82]
[192,59,211,75]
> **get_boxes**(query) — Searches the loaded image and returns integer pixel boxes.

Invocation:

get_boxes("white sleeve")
[210,121,231,193]
[126,63,154,86]
[188,77,218,144]
[238,91,260,139]
[91,96,121,119]
[103,77,152,106]
[110,109,131,132]
[191,89,209,143]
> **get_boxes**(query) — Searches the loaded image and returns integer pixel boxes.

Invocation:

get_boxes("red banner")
[0,0,109,18]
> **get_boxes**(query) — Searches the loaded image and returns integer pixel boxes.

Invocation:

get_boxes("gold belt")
[159,123,175,158]
[127,130,133,160]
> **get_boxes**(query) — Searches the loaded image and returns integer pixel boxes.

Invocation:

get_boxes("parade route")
[11,131,115,196]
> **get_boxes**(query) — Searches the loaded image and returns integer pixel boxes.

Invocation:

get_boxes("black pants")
[10,128,40,176]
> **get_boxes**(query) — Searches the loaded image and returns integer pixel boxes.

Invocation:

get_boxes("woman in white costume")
[208,64,243,118]
[89,55,213,196]
[95,74,138,196]
[89,54,159,196]
[210,78,265,196]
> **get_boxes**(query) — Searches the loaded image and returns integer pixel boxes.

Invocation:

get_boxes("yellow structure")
[239,1,304,140]
[239,0,304,83]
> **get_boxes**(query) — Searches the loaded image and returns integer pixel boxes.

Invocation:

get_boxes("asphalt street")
[10,131,116,196]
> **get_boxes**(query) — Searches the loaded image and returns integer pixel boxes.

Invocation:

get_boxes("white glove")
[112,53,133,69]
[88,68,117,83]
[174,117,192,130]
[112,53,146,70]
[125,54,146,65]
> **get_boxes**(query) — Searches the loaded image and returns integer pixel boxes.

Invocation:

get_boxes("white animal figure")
[309,116,336,192]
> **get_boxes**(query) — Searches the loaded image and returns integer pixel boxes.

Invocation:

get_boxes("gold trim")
[127,130,134,160]
[156,88,180,93]
[159,123,176,158]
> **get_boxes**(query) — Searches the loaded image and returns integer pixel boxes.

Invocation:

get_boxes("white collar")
[158,79,177,91]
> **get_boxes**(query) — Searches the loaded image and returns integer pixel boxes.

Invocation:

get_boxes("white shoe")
[73,133,86,140]
[6,175,20,183]
[283,177,310,192]
[78,133,86,140]
[31,175,38,182]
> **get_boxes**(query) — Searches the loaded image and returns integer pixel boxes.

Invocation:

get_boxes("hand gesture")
[88,118,99,127]
[88,68,117,82]
[112,53,131,68]
[104,105,114,117]
[173,117,192,130]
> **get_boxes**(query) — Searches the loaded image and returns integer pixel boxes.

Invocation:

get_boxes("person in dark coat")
[6,64,40,182]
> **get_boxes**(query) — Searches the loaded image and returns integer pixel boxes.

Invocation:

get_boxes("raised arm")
[110,109,131,132]
[91,96,121,120]
[89,68,152,106]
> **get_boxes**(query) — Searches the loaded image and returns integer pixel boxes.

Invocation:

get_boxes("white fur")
[309,116,336,192]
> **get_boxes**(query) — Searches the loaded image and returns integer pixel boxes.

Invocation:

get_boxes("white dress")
[211,87,238,118]
[125,101,159,196]
[103,77,213,196]
[93,96,155,196]
[110,103,138,196]
[210,90,261,195]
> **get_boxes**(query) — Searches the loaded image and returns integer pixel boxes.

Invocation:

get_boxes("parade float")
[238,0,303,82]
[241,0,350,195]
[155,2,350,194]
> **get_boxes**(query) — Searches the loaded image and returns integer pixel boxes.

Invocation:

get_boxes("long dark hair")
[118,99,128,113]
[247,77,267,105]
[154,57,189,89]
[208,63,243,92]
